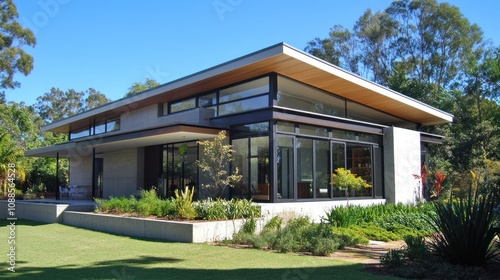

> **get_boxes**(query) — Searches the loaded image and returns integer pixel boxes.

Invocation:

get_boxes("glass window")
[346,101,412,126]
[277,75,345,117]
[198,92,217,108]
[357,133,382,144]
[70,127,90,139]
[243,122,269,132]
[94,122,106,135]
[232,138,249,199]
[277,121,295,133]
[170,98,196,113]
[297,138,313,199]
[346,145,373,198]
[219,77,269,103]
[163,142,198,198]
[162,103,169,116]
[315,140,330,198]
[218,95,268,116]
[250,136,270,200]
[277,136,294,200]
[332,129,356,141]
[331,142,346,198]
[299,124,328,137]
[106,118,120,132]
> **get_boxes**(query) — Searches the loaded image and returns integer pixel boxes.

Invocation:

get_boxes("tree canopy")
[125,78,160,98]
[0,0,36,90]
[306,0,500,198]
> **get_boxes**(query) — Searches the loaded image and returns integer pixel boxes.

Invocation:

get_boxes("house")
[26,43,453,205]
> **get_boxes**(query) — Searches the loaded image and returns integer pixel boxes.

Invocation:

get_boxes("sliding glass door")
[276,134,375,201]
[277,136,294,200]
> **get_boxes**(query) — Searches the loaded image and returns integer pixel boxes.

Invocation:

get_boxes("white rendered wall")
[383,127,422,204]
[102,148,144,198]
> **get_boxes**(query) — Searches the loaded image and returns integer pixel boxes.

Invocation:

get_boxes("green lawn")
[0,220,399,280]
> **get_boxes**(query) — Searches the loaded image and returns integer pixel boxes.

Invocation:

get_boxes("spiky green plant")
[174,186,196,219]
[429,183,499,265]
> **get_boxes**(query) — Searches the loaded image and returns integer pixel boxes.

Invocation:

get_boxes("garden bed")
[62,211,254,243]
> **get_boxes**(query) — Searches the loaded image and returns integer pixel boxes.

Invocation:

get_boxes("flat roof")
[42,42,453,133]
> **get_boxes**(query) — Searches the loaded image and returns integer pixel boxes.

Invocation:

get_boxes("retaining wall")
[62,211,247,243]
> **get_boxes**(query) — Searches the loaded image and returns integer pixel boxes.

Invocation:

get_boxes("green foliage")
[262,215,283,233]
[174,186,196,220]
[323,203,436,238]
[331,168,370,192]
[240,217,256,235]
[380,249,406,269]
[196,130,242,198]
[331,227,369,247]
[125,78,160,97]
[231,216,367,256]
[0,0,36,89]
[350,224,400,242]
[96,189,259,221]
[429,185,499,265]
[403,235,430,261]
[193,198,260,220]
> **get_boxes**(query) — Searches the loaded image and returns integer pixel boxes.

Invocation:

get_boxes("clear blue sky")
[6,0,500,105]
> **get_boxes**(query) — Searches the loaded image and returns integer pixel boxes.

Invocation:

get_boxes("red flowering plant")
[434,170,446,198]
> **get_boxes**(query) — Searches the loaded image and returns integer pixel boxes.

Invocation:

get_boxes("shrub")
[350,224,400,241]
[310,237,338,256]
[403,235,429,260]
[174,187,196,220]
[262,215,283,233]
[331,227,369,248]
[429,184,499,265]
[380,249,406,268]
[241,217,256,234]
[194,198,260,220]
[194,198,227,220]
[227,198,260,219]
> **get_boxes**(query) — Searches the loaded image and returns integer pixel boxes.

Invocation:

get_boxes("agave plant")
[429,182,499,265]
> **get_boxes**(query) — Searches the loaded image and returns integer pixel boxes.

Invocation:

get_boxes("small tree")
[196,130,242,198]
[331,168,370,200]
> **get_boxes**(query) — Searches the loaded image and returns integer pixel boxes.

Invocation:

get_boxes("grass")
[0,220,400,280]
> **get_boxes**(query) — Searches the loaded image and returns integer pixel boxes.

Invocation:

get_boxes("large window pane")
[106,118,120,132]
[332,142,346,198]
[277,136,294,200]
[347,145,373,198]
[198,92,217,108]
[250,136,270,201]
[94,122,106,135]
[70,127,90,139]
[346,101,415,127]
[315,140,330,198]
[218,95,268,116]
[277,121,295,133]
[170,98,196,113]
[232,138,249,198]
[277,75,345,117]
[297,138,313,199]
[163,142,198,198]
[198,92,217,115]
[299,124,328,137]
[219,77,269,103]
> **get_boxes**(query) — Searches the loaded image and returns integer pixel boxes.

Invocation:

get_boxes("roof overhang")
[26,125,220,158]
[42,43,453,134]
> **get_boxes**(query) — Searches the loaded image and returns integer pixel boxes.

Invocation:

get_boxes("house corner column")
[383,127,421,204]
